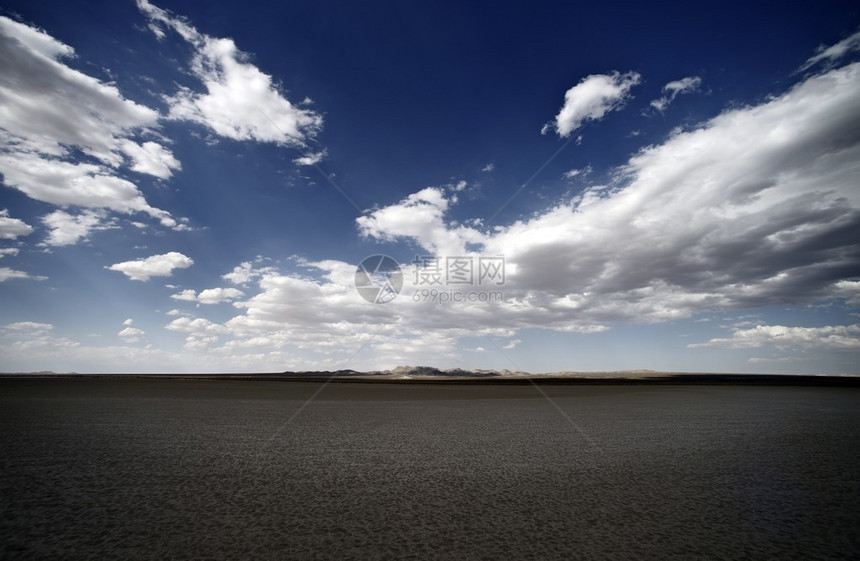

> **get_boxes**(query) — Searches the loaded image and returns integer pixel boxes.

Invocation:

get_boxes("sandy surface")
[2,378,859,559]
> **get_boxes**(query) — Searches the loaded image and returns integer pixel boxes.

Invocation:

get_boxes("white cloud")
[0,209,34,239]
[170,289,197,302]
[146,22,165,40]
[137,0,323,147]
[222,260,276,285]
[502,339,522,349]
[183,335,220,350]
[165,309,182,316]
[0,16,179,227]
[0,16,157,163]
[170,287,244,304]
[544,71,641,137]
[650,76,702,112]
[118,326,145,342]
[0,333,302,374]
[293,150,326,166]
[748,356,806,364]
[0,267,46,282]
[691,324,860,351]
[486,62,860,325]
[357,187,484,256]
[833,280,860,307]
[108,252,194,281]
[562,165,592,180]
[481,162,495,172]
[166,316,228,336]
[122,318,134,326]
[800,28,860,71]
[0,148,177,228]
[197,287,244,304]
[5,321,52,332]
[121,140,181,179]
[1,327,78,355]
[0,248,19,258]
[222,262,253,285]
[356,61,860,333]
[41,210,111,246]
[208,258,512,365]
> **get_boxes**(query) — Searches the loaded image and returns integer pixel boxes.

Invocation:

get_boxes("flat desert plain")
[1,377,859,559]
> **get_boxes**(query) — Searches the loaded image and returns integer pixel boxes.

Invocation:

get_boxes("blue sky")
[1,0,859,373]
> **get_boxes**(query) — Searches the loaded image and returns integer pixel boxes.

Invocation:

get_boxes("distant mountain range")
[285,366,661,379]
[271,367,860,386]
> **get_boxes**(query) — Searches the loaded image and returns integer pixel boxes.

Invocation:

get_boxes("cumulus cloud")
[222,260,275,285]
[108,252,194,281]
[41,210,112,246]
[118,326,145,343]
[170,287,244,304]
[800,28,860,72]
[197,288,244,304]
[0,209,33,240]
[690,324,860,351]
[0,248,19,258]
[543,71,641,137]
[137,0,323,147]
[0,16,179,227]
[223,262,255,285]
[166,316,228,336]
[650,76,702,112]
[121,140,181,179]
[170,289,197,302]
[222,261,474,364]
[357,187,484,256]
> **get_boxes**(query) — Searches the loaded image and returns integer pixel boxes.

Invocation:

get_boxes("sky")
[0,0,859,374]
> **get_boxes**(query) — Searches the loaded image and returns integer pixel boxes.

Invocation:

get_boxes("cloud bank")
[118,57,860,368]
[0,16,179,231]
[691,324,860,351]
